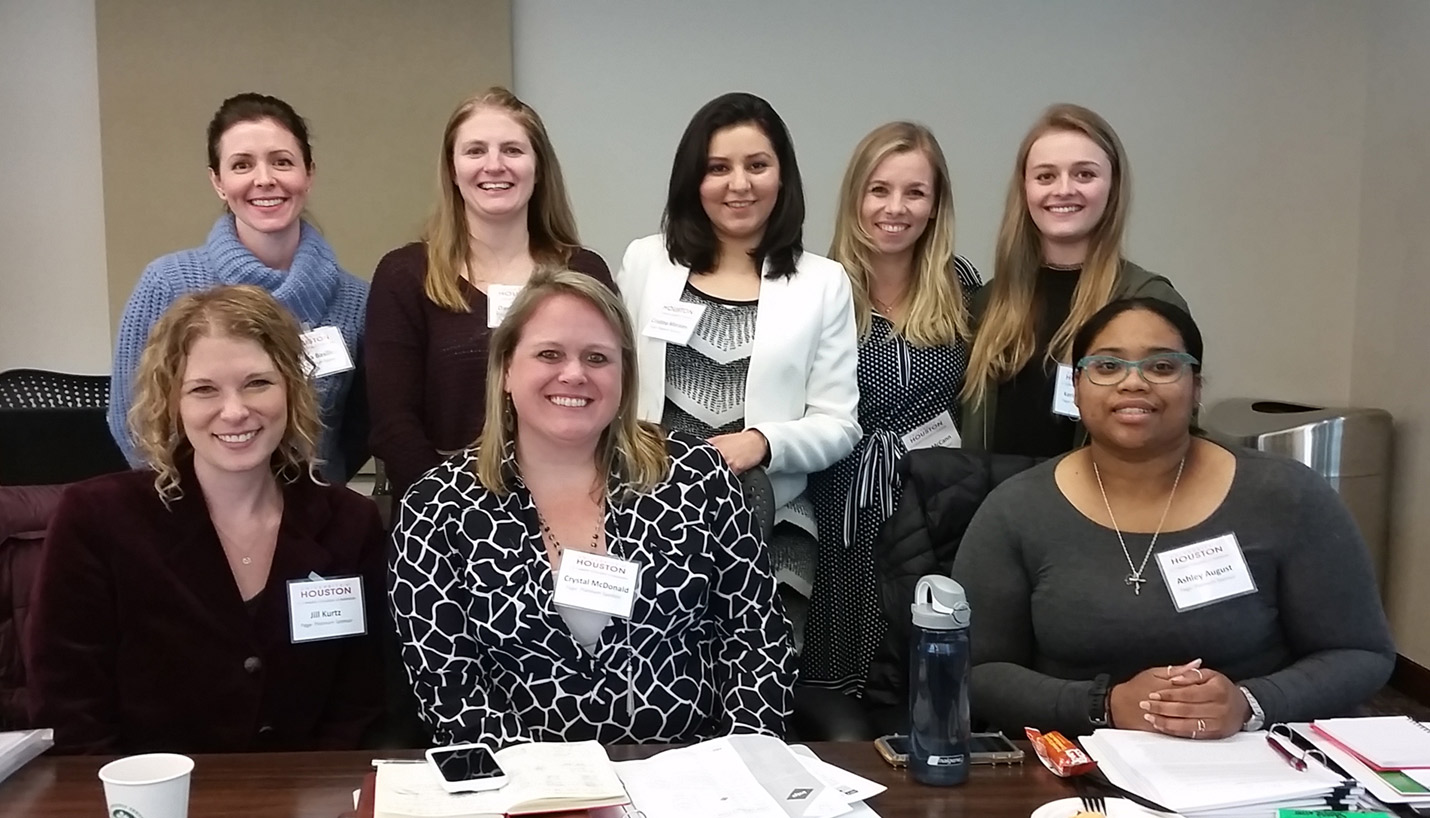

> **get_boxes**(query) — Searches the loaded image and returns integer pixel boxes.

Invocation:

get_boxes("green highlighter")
[1276,811,1392,817]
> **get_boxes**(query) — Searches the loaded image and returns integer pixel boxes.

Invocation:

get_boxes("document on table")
[614,735,847,818]
[1082,729,1346,812]
[616,740,791,818]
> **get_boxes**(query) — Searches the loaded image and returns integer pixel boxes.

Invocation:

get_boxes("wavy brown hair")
[475,269,668,495]
[423,87,582,313]
[829,121,971,346]
[128,285,323,502]
[963,103,1132,405]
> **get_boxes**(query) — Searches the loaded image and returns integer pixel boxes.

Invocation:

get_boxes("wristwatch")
[1239,685,1265,731]
[1088,674,1112,727]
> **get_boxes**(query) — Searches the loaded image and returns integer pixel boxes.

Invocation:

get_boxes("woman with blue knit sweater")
[108,93,369,482]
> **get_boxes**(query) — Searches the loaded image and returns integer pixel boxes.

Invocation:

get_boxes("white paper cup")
[98,753,194,818]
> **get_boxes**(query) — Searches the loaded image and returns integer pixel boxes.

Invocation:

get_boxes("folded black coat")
[863,448,1042,735]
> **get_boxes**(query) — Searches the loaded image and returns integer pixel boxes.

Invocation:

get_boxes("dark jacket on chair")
[25,465,387,754]
[0,484,68,729]
[864,448,1042,734]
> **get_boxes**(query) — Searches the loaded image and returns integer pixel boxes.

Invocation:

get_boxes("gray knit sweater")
[951,445,1395,736]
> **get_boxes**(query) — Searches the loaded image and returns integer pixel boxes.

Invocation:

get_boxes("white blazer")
[617,234,861,519]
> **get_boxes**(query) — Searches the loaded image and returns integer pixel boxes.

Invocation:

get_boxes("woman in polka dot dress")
[804,123,981,694]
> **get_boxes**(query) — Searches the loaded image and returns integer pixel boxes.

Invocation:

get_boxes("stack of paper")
[1290,721,1430,809]
[1081,729,1354,817]
[0,729,52,785]
[613,735,886,818]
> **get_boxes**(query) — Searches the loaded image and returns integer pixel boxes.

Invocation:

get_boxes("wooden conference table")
[0,741,1082,818]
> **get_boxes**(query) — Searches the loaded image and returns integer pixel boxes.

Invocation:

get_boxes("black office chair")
[0,369,130,486]
[738,466,776,541]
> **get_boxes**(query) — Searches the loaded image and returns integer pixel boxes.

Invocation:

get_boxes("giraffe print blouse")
[390,432,797,748]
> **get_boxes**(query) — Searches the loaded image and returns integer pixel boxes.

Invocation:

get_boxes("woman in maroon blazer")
[26,285,386,754]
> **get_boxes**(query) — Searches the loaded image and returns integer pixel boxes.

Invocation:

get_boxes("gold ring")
[1197,719,1207,732]
[1166,665,1173,675]
[1191,668,1205,681]
[1191,728,1199,739]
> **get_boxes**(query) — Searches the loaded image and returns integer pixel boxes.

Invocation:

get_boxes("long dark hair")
[662,92,804,279]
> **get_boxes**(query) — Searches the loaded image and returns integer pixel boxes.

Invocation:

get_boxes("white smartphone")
[424,743,509,793]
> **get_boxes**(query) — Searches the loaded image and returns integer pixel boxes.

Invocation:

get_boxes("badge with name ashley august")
[287,575,367,643]
[300,326,355,379]
[1153,533,1257,612]
[552,551,640,619]
[486,283,523,328]
[642,302,708,346]
[1052,363,1080,419]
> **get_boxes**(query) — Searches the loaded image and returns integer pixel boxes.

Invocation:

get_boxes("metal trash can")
[1203,399,1393,591]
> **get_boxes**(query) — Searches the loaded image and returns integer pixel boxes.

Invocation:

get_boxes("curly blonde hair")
[128,285,323,501]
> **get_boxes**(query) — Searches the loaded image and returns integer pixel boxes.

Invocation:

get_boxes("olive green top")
[959,260,1190,451]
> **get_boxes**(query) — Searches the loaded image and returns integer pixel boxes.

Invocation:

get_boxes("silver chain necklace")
[1092,456,1186,595]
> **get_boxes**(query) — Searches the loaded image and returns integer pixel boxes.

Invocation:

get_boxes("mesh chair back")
[0,369,128,485]
[0,369,110,409]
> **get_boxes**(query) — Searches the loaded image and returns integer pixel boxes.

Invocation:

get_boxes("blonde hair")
[829,121,971,346]
[474,269,668,494]
[963,103,1132,406]
[128,285,323,502]
[422,87,582,313]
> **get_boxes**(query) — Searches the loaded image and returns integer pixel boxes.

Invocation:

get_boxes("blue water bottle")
[908,574,971,786]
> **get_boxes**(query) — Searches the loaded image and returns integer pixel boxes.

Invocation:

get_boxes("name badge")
[642,302,708,346]
[1154,533,1258,612]
[552,551,640,619]
[300,326,355,379]
[486,283,523,328]
[287,575,368,643]
[1052,363,1080,419]
[901,410,961,451]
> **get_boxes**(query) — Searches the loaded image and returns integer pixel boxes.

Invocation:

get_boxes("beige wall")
[96,0,512,327]
[0,0,112,374]
[1354,0,1430,665]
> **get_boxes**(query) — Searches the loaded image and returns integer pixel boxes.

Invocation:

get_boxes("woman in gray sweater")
[952,298,1394,738]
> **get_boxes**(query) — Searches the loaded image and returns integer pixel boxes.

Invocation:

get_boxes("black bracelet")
[1088,673,1111,728]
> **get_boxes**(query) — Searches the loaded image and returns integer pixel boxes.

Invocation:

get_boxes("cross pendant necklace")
[1093,455,1186,596]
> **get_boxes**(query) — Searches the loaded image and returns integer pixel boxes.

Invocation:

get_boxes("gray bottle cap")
[910,575,970,630]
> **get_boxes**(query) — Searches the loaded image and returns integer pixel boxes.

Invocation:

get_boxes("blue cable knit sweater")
[108,215,370,482]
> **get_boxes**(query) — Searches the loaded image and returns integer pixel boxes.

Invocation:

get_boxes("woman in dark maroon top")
[365,86,613,496]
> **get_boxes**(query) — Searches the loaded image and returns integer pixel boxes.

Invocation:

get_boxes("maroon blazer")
[364,243,614,496]
[24,465,387,754]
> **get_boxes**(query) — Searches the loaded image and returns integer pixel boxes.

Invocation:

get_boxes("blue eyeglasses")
[1075,352,1200,386]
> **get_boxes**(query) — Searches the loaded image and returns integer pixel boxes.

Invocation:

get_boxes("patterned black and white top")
[663,284,757,437]
[390,432,797,748]
[804,256,983,693]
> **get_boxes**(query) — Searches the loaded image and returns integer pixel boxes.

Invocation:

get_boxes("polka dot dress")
[802,258,981,694]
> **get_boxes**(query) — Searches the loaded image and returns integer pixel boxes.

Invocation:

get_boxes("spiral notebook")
[1310,717,1430,771]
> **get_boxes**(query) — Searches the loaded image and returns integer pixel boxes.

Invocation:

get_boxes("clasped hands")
[1108,659,1251,740]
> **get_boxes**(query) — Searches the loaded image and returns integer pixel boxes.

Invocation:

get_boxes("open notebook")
[371,742,629,818]
[1311,717,1430,770]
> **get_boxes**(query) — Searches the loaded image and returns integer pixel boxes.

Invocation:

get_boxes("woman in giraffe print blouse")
[390,268,796,748]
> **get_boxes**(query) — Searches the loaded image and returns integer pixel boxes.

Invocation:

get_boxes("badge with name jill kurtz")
[287,575,367,643]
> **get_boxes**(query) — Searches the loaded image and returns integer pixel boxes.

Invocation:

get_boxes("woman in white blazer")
[617,92,860,651]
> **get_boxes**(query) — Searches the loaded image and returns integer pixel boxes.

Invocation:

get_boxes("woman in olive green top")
[960,104,1188,455]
